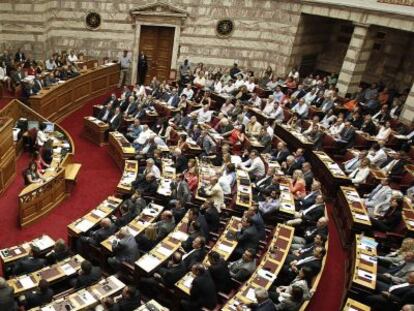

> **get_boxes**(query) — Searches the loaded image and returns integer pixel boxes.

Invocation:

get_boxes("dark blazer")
[73,266,102,288]
[361,121,377,136]
[302,225,328,244]
[296,257,322,276]
[112,235,139,263]
[25,288,54,309]
[98,107,113,122]
[0,285,17,311]
[190,271,218,309]
[175,154,188,174]
[89,224,117,245]
[203,207,220,233]
[390,159,407,177]
[13,257,47,275]
[208,258,233,293]
[46,247,70,264]
[236,225,260,252]
[109,113,122,131]
[303,171,314,190]
[272,148,290,163]
[159,263,187,286]
[125,102,138,116]
[251,299,277,311]
[302,203,325,224]
[172,207,186,223]
[110,291,141,311]
[296,191,319,210]
[183,247,207,269]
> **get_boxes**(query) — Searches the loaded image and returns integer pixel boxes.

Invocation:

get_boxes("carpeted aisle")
[0,91,120,251]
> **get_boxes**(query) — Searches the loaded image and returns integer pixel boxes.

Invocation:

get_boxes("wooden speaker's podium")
[0,117,16,195]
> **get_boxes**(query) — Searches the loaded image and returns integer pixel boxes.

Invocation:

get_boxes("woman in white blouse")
[349,157,371,185]
[0,65,12,91]
[375,121,392,142]
[218,163,236,195]
[193,71,206,87]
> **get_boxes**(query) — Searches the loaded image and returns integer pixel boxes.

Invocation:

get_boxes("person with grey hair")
[108,226,139,270]
[236,286,276,311]
[0,277,18,310]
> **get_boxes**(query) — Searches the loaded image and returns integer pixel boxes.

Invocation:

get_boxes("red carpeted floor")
[0,91,346,310]
[0,90,120,253]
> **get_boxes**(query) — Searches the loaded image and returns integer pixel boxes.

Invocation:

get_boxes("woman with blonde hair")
[377,237,414,270]
[289,169,306,199]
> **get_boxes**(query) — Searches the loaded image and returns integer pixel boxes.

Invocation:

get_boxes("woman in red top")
[184,165,199,193]
[285,77,297,90]
[33,151,49,175]
[226,124,245,146]
[289,169,306,199]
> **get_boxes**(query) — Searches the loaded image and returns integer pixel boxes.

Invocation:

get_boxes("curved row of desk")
[0,99,81,227]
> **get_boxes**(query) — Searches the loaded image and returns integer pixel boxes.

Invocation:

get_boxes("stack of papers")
[183,275,194,288]
[92,209,106,218]
[32,235,54,251]
[19,276,35,288]
[75,219,95,232]
[137,254,161,272]
[218,243,233,253]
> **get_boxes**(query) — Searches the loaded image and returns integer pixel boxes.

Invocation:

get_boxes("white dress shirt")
[349,166,370,184]
[241,157,265,178]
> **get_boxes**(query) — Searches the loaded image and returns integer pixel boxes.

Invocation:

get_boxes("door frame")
[130,2,188,85]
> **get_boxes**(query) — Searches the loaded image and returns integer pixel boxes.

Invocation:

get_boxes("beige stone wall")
[0,0,302,77]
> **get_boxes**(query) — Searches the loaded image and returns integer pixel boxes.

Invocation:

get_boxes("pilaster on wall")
[400,83,414,125]
[336,23,375,97]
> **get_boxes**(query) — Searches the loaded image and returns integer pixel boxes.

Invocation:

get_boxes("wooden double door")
[139,25,175,84]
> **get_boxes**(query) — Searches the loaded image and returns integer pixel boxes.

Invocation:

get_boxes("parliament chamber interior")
[1,0,414,310]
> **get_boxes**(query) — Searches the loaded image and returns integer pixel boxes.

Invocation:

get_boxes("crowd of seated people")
[2,56,414,311]
[0,48,83,100]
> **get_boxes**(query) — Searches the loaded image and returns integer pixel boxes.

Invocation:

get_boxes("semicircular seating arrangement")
[0,56,413,311]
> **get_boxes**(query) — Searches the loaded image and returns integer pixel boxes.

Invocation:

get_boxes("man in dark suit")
[103,286,141,311]
[233,217,260,260]
[302,162,314,190]
[108,227,139,270]
[11,66,25,86]
[253,167,276,198]
[336,121,356,150]
[181,263,218,311]
[104,93,119,108]
[71,260,102,288]
[108,107,122,131]
[173,148,188,174]
[271,142,290,163]
[182,236,207,269]
[361,114,378,136]
[12,250,46,276]
[124,98,138,117]
[32,74,43,94]
[98,102,114,122]
[287,195,325,227]
[15,48,26,63]
[291,216,328,251]
[295,181,321,210]
[80,218,117,249]
[228,248,257,282]
[207,251,232,293]
[20,279,53,309]
[381,152,407,178]
[283,246,325,283]
[167,88,180,107]
[169,174,192,207]
[135,173,158,195]
[116,192,146,227]
[366,271,414,310]
[140,252,186,296]
[201,199,220,233]
[0,277,18,310]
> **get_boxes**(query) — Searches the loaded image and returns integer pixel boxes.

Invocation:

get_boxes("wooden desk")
[0,235,55,277]
[176,217,241,295]
[342,298,371,311]
[101,203,164,252]
[336,186,372,248]
[28,63,120,122]
[157,159,176,197]
[82,116,109,146]
[195,159,216,202]
[108,131,136,170]
[236,169,252,208]
[68,196,122,238]
[274,123,313,151]
[31,275,125,311]
[222,225,294,310]
[116,160,138,196]
[19,168,67,227]
[136,211,190,275]
[351,235,377,293]
[8,254,84,296]
[0,117,16,194]
[311,150,351,197]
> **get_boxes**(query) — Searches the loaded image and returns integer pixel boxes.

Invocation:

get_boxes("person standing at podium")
[118,50,131,88]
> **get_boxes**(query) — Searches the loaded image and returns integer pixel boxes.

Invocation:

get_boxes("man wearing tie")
[343,151,367,174]
[32,73,43,94]
[108,107,122,131]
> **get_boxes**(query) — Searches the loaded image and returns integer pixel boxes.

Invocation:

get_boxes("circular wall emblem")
[85,11,102,30]
[216,19,234,38]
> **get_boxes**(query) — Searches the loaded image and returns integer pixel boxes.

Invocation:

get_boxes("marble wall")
[0,0,302,77]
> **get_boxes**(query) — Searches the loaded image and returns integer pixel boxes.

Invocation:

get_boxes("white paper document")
[41,306,56,311]
[61,263,77,276]
[137,254,161,272]
[75,219,95,232]
[19,276,35,288]
[32,235,54,250]
[183,275,194,288]
[257,268,275,281]
[218,243,233,253]
[79,290,97,304]
[354,213,369,221]
[92,209,106,218]
[360,253,377,263]
[171,231,189,242]
[246,287,257,302]
[156,246,174,257]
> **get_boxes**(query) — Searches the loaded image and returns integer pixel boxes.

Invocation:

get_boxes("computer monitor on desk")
[27,120,39,131]
[44,122,55,133]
